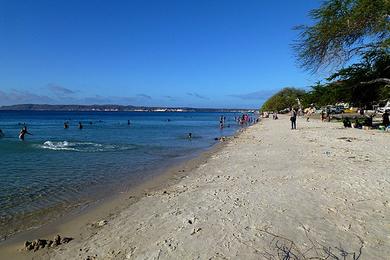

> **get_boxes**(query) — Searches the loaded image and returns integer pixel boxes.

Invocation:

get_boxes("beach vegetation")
[261,0,390,110]
[304,49,390,107]
[293,0,390,72]
[261,87,306,111]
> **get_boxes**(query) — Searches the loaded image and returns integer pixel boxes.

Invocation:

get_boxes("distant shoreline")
[0,104,256,113]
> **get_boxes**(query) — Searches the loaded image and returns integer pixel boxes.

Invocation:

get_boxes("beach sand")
[1,115,389,259]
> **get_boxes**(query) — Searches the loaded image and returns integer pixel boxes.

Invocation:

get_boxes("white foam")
[40,141,77,151]
[38,141,138,152]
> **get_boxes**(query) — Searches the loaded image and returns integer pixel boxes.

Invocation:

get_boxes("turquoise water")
[0,111,247,237]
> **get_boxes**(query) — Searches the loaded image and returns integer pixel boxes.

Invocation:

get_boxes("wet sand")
[1,116,389,259]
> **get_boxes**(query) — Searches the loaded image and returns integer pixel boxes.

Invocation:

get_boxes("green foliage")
[303,49,390,107]
[263,49,390,109]
[261,87,306,111]
[303,82,349,107]
[294,0,390,72]
[261,0,390,110]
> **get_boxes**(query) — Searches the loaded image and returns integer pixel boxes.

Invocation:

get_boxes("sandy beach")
[1,115,389,259]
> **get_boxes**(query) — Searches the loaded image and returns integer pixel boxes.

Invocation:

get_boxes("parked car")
[376,101,390,114]
[335,105,345,113]
[325,105,344,114]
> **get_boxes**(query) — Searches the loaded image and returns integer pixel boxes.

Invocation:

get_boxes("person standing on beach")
[19,126,32,140]
[383,111,390,127]
[321,110,325,121]
[290,109,297,129]
[273,111,278,120]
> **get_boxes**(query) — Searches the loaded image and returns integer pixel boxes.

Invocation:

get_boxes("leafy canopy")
[261,88,306,111]
[294,0,390,72]
[304,49,390,107]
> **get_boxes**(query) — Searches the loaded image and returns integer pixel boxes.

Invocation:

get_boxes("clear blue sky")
[0,0,322,108]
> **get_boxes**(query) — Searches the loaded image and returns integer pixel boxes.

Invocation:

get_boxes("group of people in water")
[63,121,85,129]
[0,119,129,141]
[234,114,256,126]
[0,114,258,142]
[219,116,226,128]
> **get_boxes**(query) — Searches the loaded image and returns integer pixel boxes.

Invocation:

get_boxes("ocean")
[0,111,248,239]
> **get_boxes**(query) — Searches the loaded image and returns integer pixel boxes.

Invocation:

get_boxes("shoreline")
[2,115,389,259]
[0,126,246,259]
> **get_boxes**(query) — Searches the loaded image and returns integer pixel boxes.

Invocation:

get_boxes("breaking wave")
[38,141,136,152]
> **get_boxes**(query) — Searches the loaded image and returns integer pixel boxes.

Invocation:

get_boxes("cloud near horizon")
[163,95,175,101]
[47,83,76,96]
[186,92,208,100]
[137,94,152,99]
[0,89,54,105]
[0,88,155,106]
[228,89,280,100]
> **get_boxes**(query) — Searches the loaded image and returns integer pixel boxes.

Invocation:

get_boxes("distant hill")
[0,104,255,113]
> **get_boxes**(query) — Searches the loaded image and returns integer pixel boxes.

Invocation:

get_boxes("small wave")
[40,141,77,151]
[38,141,136,152]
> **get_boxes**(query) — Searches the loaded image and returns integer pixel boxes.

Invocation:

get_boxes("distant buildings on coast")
[0,104,255,113]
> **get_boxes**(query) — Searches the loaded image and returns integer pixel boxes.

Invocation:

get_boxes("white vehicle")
[377,101,390,113]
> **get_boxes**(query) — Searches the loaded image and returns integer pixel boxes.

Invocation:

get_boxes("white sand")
[12,116,390,259]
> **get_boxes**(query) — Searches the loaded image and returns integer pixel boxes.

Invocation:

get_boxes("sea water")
[0,111,245,238]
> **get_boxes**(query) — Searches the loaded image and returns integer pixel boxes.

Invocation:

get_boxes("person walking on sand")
[19,126,32,141]
[383,110,390,127]
[290,108,297,130]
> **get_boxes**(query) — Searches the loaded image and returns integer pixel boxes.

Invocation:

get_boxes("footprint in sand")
[159,238,178,252]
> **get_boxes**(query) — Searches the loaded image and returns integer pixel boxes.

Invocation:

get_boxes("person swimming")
[19,126,32,140]
[64,122,69,129]
[128,120,131,125]
[78,122,83,129]
[219,120,224,129]
[188,133,192,139]
[0,129,4,138]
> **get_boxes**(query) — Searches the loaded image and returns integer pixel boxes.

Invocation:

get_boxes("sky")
[0,0,323,108]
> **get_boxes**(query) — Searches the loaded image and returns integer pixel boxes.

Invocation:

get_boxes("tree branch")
[360,78,390,85]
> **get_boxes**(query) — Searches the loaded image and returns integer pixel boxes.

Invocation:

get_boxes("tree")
[303,81,350,107]
[301,49,390,108]
[294,0,390,72]
[261,87,306,112]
